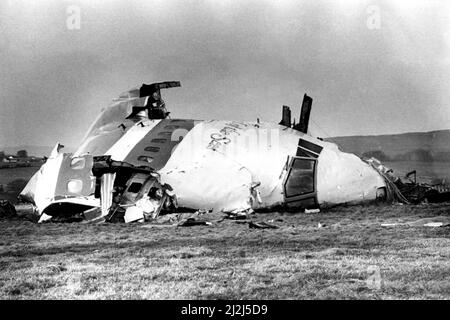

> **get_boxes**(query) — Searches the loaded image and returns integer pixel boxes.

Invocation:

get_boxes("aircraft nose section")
[316,148,386,206]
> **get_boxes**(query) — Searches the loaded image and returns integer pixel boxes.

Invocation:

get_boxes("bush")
[362,150,390,161]
[17,150,28,158]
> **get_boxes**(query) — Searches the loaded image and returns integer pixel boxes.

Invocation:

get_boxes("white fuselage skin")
[159,120,386,211]
[21,119,387,215]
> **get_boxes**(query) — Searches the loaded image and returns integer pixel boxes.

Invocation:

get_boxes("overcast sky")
[0,0,449,148]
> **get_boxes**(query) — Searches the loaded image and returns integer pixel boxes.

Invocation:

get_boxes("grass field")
[0,166,39,186]
[0,203,449,300]
[0,163,449,299]
[0,166,39,204]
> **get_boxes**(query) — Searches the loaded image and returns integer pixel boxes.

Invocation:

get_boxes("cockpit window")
[285,158,315,197]
[127,182,143,193]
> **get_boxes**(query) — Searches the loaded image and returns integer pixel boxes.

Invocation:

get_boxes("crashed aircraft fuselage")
[20,82,389,222]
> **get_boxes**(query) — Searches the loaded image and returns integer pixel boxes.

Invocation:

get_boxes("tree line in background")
[0,150,44,169]
[0,150,28,160]
[362,149,450,162]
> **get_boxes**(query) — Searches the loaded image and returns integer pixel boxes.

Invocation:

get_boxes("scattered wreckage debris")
[0,200,17,219]
[223,209,254,220]
[174,209,213,227]
[381,216,450,228]
[305,208,320,214]
[248,221,279,229]
[141,210,216,228]
[21,155,180,224]
[0,200,39,222]
[317,222,327,229]
[366,158,450,204]
[178,219,213,227]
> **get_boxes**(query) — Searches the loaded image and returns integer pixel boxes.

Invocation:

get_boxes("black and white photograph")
[0,0,449,303]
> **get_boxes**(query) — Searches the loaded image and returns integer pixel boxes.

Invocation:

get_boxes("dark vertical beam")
[279,105,291,127]
[293,94,313,134]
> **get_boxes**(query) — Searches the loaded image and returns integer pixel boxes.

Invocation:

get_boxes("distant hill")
[326,129,450,162]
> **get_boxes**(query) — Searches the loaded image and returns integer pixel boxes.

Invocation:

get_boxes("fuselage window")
[158,131,172,137]
[285,158,315,198]
[151,138,167,143]
[144,146,160,152]
[164,125,180,130]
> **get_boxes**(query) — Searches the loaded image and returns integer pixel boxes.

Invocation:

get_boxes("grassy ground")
[0,166,39,204]
[0,166,39,186]
[0,203,449,300]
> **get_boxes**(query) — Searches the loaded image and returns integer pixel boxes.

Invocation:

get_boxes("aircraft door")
[282,156,318,209]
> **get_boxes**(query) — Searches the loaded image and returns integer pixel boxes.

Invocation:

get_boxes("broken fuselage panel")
[20,82,388,220]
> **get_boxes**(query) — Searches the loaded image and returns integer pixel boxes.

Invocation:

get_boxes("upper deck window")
[144,146,160,152]
[158,131,172,137]
[164,125,180,130]
[150,138,167,143]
